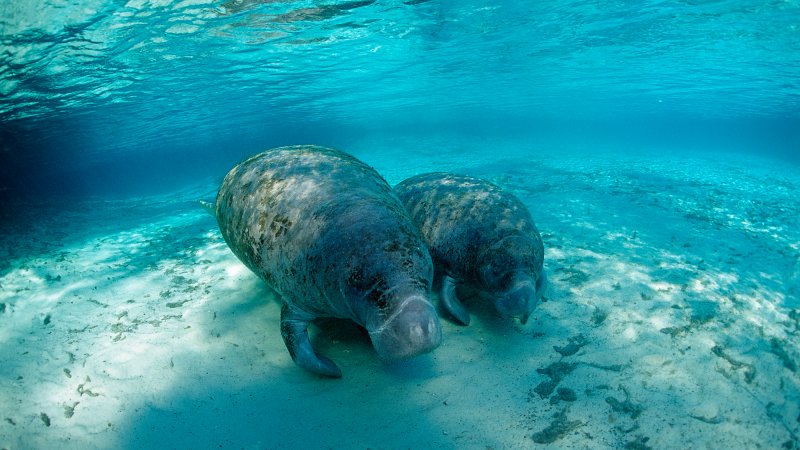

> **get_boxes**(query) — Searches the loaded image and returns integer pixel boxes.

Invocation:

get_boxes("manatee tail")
[198,200,216,217]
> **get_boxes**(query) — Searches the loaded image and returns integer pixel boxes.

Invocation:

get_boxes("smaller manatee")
[395,172,547,325]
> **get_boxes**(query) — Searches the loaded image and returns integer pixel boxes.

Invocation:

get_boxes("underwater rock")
[394,172,546,326]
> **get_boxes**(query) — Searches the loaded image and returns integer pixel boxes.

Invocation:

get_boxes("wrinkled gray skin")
[395,172,546,326]
[214,146,442,377]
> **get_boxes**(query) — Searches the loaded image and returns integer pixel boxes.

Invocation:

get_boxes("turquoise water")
[1,1,800,449]
[1,0,799,196]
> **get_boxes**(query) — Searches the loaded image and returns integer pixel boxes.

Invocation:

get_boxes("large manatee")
[211,146,442,377]
[394,172,546,325]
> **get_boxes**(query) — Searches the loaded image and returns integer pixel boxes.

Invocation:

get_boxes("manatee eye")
[480,263,512,291]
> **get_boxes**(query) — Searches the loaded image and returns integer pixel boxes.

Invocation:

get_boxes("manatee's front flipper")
[535,270,548,301]
[280,303,342,378]
[198,200,216,216]
[440,275,470,326]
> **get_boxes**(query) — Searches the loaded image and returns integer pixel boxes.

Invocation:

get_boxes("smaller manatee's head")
[477,236,546,324]
[367,295,442,361]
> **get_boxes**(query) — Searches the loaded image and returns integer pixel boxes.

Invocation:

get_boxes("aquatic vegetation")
[711,345,757,384]
[550,387,577,404]
[624,436,653,450]
[606,387,644,420]
[770,337,798,373]
[530,409,582,444]
[63,402,79,419]
[553,265,591,287]
[553,334,587,357]
[534,361,577,398]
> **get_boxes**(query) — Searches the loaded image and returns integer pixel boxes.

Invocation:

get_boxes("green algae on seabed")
[165,299,190,308]
[550,387,578,405]
[606,386,643,419]
[660,325,692,338]
[553,266,590,286]
[591,308,608,326]
[625,436,654,450]
[687,300,719,325]
[64,402,79,419]
[711,345,757,383]
[554,334,588,357]
[769,337,798,373]
[77,377,100,397]
[533,362,578,398]
[531,409,582,444]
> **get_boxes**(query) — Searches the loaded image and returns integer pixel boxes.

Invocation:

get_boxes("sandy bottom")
[1,142,799,449]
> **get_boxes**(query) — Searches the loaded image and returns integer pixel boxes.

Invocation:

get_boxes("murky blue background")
[1,0,798,198]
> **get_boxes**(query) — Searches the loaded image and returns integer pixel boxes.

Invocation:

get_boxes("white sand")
[1,143,798,449]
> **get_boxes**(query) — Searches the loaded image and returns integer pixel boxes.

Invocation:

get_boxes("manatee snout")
[369,296,442,361]
[493,271,548,324]
[493,273,536,324]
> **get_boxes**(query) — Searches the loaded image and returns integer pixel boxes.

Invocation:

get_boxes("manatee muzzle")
[368,296,442,361]
[494,273,537,324]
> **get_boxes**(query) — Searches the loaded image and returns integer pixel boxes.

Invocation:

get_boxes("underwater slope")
[1,144,798,449]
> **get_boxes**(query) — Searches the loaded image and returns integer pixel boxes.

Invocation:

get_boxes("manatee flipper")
[440,275,470,326]
[198,200,216,216]
[535,270,548,301]
[280,303,342,378]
